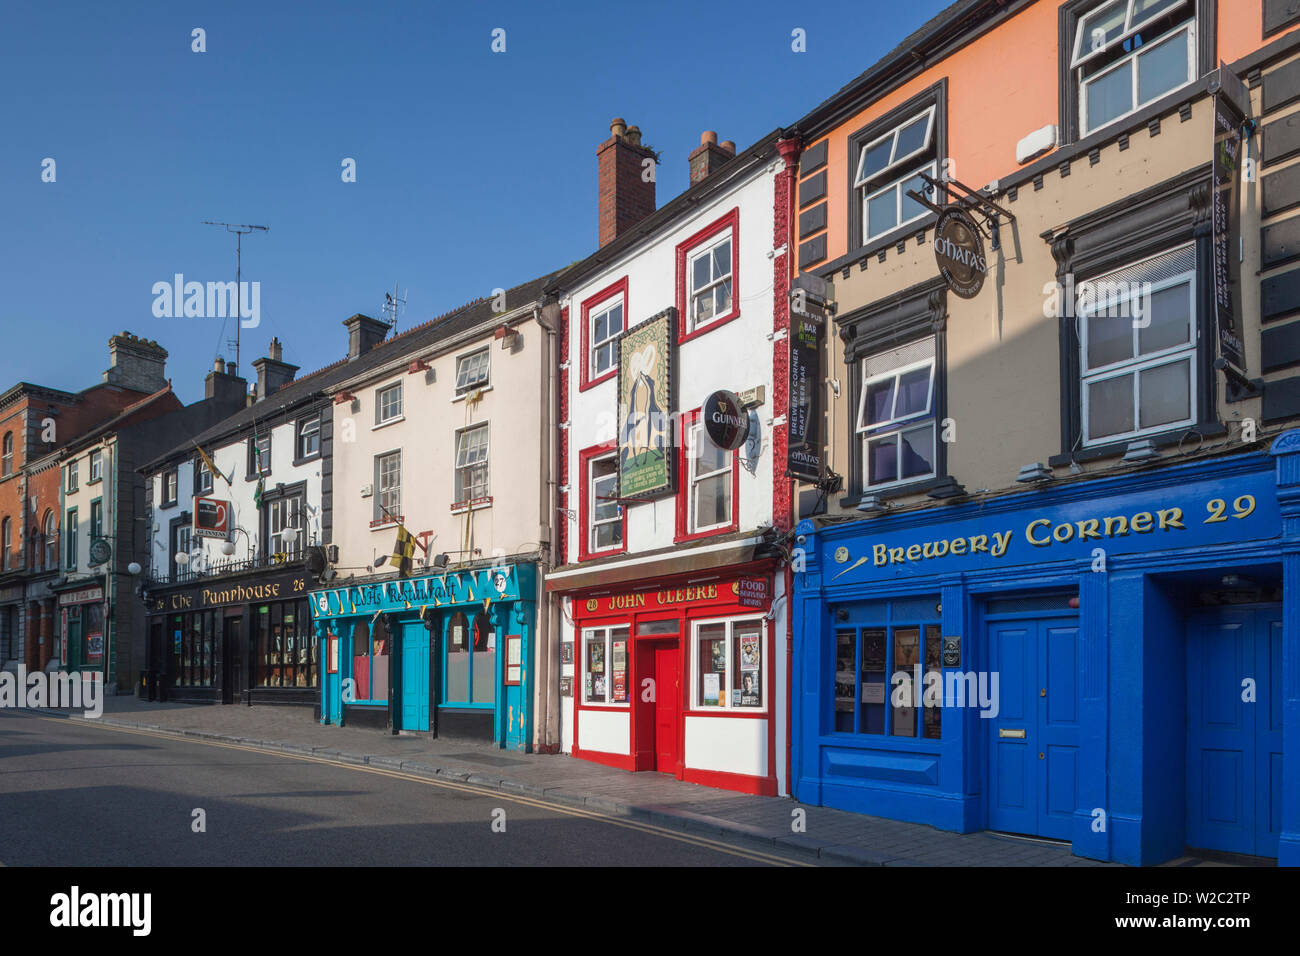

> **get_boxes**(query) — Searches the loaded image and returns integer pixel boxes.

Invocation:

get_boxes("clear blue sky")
[0,0,953,403]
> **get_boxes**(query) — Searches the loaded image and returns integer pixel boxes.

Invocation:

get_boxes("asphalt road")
[0,711,814,866]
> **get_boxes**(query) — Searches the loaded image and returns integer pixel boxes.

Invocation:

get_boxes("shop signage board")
[311,565,526,621]
[933,208,988,300]
[582,574,770,614]
[150,572,310,613]
[194,498,232,538]
[737,577,770,608]
[787,294,825,482]
[822,469,1280,584]
[703,389,749,451]
[1211,75,1249,375]
[58,586,104,607]
[617,308,676,500]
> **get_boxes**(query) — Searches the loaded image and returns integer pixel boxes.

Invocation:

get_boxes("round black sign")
[89,538,112,566]
[934,209,988,299]
[703,390,750,451]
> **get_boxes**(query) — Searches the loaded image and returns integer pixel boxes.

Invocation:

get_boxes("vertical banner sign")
[787,294,825,481]
[1212,90,1247,374]
[618,307,676,499]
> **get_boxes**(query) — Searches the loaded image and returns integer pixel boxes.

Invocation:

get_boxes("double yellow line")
[34,715,815,867]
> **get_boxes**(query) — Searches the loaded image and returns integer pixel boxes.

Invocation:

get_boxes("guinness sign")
[703,389,750,451]
[934,209,987,299]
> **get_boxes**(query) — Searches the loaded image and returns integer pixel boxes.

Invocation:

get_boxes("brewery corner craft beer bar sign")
[933,208,988,299]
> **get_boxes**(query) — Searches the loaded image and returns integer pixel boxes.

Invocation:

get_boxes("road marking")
[27,715,814,867]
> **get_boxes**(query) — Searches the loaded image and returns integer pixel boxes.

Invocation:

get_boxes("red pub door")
[653,643,680,774]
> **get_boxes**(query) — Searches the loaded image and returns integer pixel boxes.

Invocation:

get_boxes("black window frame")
[837,277,951,506]
[1057,0,1217,145]
[294,414,321,464]
[1046,164,1220,466]
[845,80,948,263]
[247,434,272,479]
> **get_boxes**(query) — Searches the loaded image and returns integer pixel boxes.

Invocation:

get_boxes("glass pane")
[713,279,732,317]
[835,630,856,732]
[895,115,930,161]
[1133,0,1185,24]
[860,628,887,735]
[896,366,931,417]
[1137,31,1188,105]
[694,290,715,322]
[868,435,898,485]
[472,613,495,705]
[593,312,607,343]
[1086,60,1133,131]
[637,619,678,636]
[900,171,930,223]
[1079,0,1126,57]
[697,624,727,707]
[1138,282,1191,355]
[712,242,730,278]
[900,424,936,479]
[867,187,898,238]
[585,632,606,702]
[693,252,711,291]
[858,137,893,183]
[1088,374,1136,439]
[734,623,762,708]
[1139,360,1190,428]
[865,379,895,427]
[610,636,628,703]
[447,615,469,702]
[923,625,942,740]
[1086,312,1134,369]
[609,304,623,335]
[695,432,728,475]
[892,627,919,737]
[694,472,731,529]
[594,521,621,549]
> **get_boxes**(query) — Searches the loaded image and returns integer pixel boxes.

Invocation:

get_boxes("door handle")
[1040,688,1046,697]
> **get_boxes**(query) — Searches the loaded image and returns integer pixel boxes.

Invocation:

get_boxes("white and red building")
[543,120,802,795]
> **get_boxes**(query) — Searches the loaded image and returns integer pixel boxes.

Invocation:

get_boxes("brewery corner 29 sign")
[933,208,987,299]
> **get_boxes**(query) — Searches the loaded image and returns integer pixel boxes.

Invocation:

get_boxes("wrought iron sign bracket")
[907,173,1016,252]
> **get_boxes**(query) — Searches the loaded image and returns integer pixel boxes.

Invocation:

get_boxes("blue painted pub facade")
[793,437,1300,866]
[310,564,537,751]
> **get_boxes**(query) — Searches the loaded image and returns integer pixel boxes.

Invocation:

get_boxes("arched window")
[1,518,10,571]
[1,432,11,476]
[43,511,56,570]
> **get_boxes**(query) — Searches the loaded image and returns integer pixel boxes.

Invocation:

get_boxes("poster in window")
[702,672,721,707]
[739,633,760,670]
[584,673,593,698]
[617,307,676,500]
[862,630,886,671]
[611,640,627,702]
[589,642,604,673]
[593,675,606,699]
[86,629,103,665]
[739,668,761,707]
[710,639,726,673]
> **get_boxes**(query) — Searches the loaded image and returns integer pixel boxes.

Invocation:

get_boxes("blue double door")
[1187,606,1282,858]
[986,616,1081,840]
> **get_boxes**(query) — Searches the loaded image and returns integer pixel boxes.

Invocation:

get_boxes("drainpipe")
[535,303,561,752]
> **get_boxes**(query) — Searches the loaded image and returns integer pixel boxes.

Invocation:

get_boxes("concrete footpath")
[51,696,1128,867]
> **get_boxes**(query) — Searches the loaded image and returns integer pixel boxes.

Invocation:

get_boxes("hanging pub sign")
[617,307,676,500]
[194,497,231,539]
[1211,69,1249,375]
[788,287,826,482]
[933,208,988,299]
[703,389,750,451]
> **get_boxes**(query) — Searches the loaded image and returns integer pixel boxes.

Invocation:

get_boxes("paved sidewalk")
[54,696,1118,866]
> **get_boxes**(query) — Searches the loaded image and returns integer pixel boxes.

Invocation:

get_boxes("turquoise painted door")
[986,617,1081,840]
[321,630,340,725]
[1187,606,1281,858]
[400,623,429,732]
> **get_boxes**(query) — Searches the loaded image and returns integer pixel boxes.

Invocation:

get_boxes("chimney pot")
[214,357,226,373]
[625,125,642,146]
[721,140,736,155]
[688,132,734,186]
[610,117,627,139]
[701,130,718,146]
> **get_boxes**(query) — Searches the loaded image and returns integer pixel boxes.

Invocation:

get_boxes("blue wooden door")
[400,623,429,732]
[986,617,1081,839]
[1187,607,1281,857]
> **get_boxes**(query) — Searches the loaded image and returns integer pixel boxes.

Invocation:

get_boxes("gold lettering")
[906,544,922,561]
[1026,519,1051,546]
[1053,523,1074,543]
[1130,512,1153,533]
[1157,507,1185,530]
[1103,515,1129,537]
[1076,519,1101,541]
[637,593,646,607]
[922,540,949,560]
[707,584,717,598]
[889,547,905,564]
[970,535,989,554]
[873,544,888,566]
[949,538,968,556]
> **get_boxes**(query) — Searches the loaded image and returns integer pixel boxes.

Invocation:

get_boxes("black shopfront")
[144,567,317,708]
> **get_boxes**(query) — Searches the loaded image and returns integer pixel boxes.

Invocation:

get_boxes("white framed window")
[857,338,938,490]
[687,232,733,330]
[66,460,79,492]
[195,458,213,495]
[1072,0,1195,135]
[249,435,271,475]
[589,453,622,553]
[89,449,103,482]
[43,511,56,570]
[1,433,11,476]
[692,617,765,710]
[454,425,489,503]
[375,382,403,425]
[266,493,305,560]
[589,298,624,379]
[163,469,178,505]
[686,421,733,534]
[454,349,490,395]
[296,415,321,458]
[1079,244,1197,446]
[854,106,937,243]
[582,625,630,705]
[374,450,401,524]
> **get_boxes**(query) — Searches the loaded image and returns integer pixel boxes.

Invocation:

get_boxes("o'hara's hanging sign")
[933,208,988,299]
[310,566,521,619]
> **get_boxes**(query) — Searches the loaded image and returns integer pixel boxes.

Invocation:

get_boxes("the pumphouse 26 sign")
[934,209,987,299]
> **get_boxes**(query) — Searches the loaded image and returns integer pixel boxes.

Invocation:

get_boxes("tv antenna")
[382,283,407,335]
[203,221,268,375]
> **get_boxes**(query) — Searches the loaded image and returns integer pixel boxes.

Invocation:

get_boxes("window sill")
[372,416,405,431]
[245,472,270,483]
[839,474,949,508]
[1049,422,1228,467]
[675,521,739,545]
[450,497,492,515]
[678,308,741,346]
[579,369,617,393]
[158,500,178,510]
[86,477,102,486]
[684,707,767,718]
[369,517,404,531]
[580,542,627,562]
[452,385,493,403]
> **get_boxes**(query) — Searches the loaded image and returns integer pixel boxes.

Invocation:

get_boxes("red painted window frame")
[579,277,629,392]
[674,407,740,544]
[577,441,627,562]
[675,207,740,345]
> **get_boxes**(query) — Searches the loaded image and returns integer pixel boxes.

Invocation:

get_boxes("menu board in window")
[505,634,522,686]
[611,639,627,702]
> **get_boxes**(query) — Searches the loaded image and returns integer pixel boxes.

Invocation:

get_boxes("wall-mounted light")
[127,561,142,576]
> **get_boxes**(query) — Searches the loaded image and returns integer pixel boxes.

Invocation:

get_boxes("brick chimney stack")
[597,117,657,247]
[689,131,735,185]
[103,331,168,393]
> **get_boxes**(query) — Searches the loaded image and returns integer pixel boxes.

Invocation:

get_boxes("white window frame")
[687,422,733,534]
[856,348,938,491]
[1078,250,1197,446]
[854,106,937,244]
[690,616,766,711]
[163,469,177,505]
[1071,0,1190,68]
[89,449,102,482]
[1075,5,1195,136]
[454,424,490,504]
[686,231,734,332]
[266,493,305,560]
[195,458,213,495]
[296,415,321,459]
[66,509,78,570]
[43,511,56,570]
[66,460,79,492]
[581,625,630,706]
[454,349,491,395]
[375,382,403,425]
[588,452,622,554]
[374,450,402,524]
[589,296,624,379]
[249,435,271,475]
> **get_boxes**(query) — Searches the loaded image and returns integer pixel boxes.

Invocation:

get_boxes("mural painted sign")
[617,308,675,500]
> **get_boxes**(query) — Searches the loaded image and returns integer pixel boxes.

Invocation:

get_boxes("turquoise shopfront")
[310,564,537,750]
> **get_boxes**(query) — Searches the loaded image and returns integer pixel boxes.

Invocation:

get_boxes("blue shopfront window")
[444,609,495,705]
[834,596,943,739]
[350,617,389,703]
